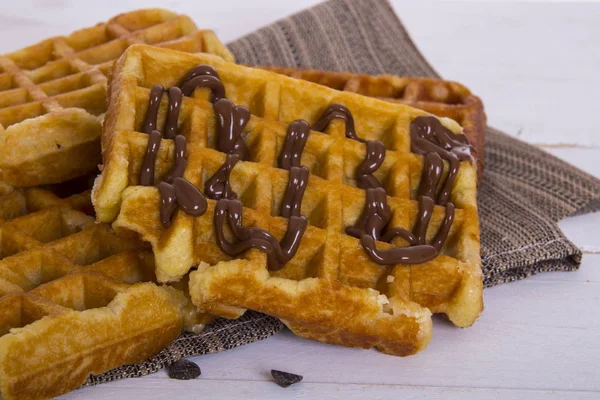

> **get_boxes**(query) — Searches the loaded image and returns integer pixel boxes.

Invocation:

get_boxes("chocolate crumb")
[56,143,62,149]
[166,359,201,380]
[271,369,303,388]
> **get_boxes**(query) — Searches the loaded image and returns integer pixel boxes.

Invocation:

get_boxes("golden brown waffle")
[93,45,482,356]
[258,66,486,180]
[0,8,234,188]
[0,183,208,400]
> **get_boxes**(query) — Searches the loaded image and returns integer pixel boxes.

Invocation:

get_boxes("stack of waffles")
[93,45,483,355]
[0,8,233,187]
[0,9,484,400]
[0,9,231,400]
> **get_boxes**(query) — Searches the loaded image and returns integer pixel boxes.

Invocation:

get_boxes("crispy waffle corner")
[93,44,483,356]
[0,8,234,188]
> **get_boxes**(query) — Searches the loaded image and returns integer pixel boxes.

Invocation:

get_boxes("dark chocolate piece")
[271,369,303,388]
[166,359,201,380]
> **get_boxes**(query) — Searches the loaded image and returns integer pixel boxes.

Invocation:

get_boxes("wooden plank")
[61,379,600,400]
[528,254,600,282]
[559,213,600,253]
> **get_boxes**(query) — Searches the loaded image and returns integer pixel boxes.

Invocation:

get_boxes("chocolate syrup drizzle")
[311,103,387,190]
[137,65,470,268]
[139,65,228,227]
[278,120,311,170]
[411,116,472,205]
[356,140,386,190]
[200,88,310,271]
[213,166,309,271]
[213,98,250,160]
[341,113,470,264]
[313,103,364,143]
[204,154,240,200]
[345,187,450,265]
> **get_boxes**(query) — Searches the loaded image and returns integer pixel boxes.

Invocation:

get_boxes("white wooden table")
[2,1,599,398]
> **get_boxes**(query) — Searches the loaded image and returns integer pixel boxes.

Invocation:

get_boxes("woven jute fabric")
[86,311,284,386]
[89,0,600,386]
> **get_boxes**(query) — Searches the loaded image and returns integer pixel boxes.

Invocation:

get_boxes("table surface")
[2,1,599,399]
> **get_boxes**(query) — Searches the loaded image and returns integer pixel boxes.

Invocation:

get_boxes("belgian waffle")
[258,66,486,180]
[0,8,233,187]
[93,45,482,356]
[0,183,208,400]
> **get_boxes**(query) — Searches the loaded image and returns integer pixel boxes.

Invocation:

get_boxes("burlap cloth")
[87,0,600,386]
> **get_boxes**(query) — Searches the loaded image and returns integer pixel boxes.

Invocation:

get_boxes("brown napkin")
[87,0,600,386]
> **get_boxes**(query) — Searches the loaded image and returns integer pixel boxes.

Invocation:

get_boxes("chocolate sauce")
[313,103,365,143]
[346,188,454,265]
[179,65,225,102]
[280,166,309,218]
[278,120,311,170]
[360,236,438,265]
[140,130,162,186]
[418,152,443,199]
[214,195,308,272]
[139,65,232,227]
[210,128,310,270]
[345,188,392,241]
[140,82,209,227]
[413,196,435,245]
[156,134,207,228]
[214,98,250,160]
[137,66,460,268]
[205,154,240,200]
[158,177,207,228]
[356,140,386,189]
[430,202,454,251]
[142,85,164,134]
[411,116,472,205]
[164,134,187,183]
[164,87,182,140]
[141,86,183,139]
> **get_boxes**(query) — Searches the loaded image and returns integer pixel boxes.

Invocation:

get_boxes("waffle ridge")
[258,66,486,179]
[93,45,483,356]
[0,8,234,187]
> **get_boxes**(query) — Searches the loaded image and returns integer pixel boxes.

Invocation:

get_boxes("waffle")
[0,183,208,400]
[0,8,233,188]
[258,66,486,180]
[93,45,482,356]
